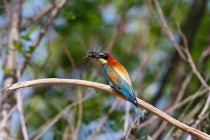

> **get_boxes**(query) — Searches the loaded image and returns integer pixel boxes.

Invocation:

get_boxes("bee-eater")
[87,52,144,120]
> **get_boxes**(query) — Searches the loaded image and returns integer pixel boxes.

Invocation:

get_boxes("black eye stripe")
[104,55,108,60]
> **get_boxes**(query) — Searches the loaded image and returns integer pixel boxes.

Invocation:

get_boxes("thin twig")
[174,101,204,138]
[152,121,167,139]
[191,94,210,129]
[198,94,210,120]
[123,115,140,140]
[139,88,206,138]
[21,0,60,27]
[193,112,210,129]
[153,0,186,60]
[62,45,76,70]
[73,88,83,140]
[88,99,120,140]
[32,0,67,47]
[2,78,210,139]
[152,0,209,138]
[162,37,210,139]
[199,40,210,63]
[164,92,201,140]
[124,102,130,138]
[186,112,209,140]
[29,94,90,140]
[157,72,193,139]
[16,90,29,140]
[174,72,192,104]
[15,46,29,140]
[20,0,67,74]
[63,116,74,140]
[176,26,210,139]
[3,0,9,23]
[177,27,210,91]
[105,15,124,52]
[183,42,210,91]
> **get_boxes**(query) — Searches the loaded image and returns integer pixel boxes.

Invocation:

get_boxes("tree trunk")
[0,0,22,139]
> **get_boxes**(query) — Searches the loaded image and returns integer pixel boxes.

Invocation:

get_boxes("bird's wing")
[106,66,137,105]
[112,63,132,86]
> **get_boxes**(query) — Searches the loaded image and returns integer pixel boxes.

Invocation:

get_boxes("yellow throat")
[99,59,107,64]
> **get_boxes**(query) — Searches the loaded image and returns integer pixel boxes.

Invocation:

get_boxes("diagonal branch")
[20,0,67,74]
[152,0,208,137]
[138,87,207,129]
[153,0,186,60]
[21,0,61,27]
[2,78,210,140]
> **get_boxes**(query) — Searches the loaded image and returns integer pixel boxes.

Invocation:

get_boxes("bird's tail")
[132,104,145,120]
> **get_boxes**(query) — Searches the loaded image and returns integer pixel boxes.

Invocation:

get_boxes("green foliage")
[21,27,36,41]
[1,65,12,74]
[13,40,23,52]
[13,40,36,54]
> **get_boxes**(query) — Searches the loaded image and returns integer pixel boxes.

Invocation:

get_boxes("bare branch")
[105,15,124,52]
[179,32,210,91]
[3,0,9,22]
[29,95,89,140]
[20,0,67,74]
[152,0,209,137]
[191,94,210,129]
[153,0,186,60]
[73,88,83,140]
[2,78,210,139]
[186,112,209,140]
[199,40,210,63]
[124,102,131,138]
[16,90,28,140]
[174,101,204,138]
[175,72,192,104]
[152,122,167,139]
[63,116,74,140]
[62,45,76,70]
[21,0,57,27]
[198,94,210,120]
[88,99,120,140]
[139,87,207,128]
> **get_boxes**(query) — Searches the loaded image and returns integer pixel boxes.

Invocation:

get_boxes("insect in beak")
[81,51,100,63]
[86,51,100,59]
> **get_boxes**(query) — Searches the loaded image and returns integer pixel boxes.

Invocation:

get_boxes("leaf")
[25,46,36,54]
[29,46,36,53]
[13,40,23,52]
[2,65,11,74]
[21,27,35,41]
[21,34,31,41]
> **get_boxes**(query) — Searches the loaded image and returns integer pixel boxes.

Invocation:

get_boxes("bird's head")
[87,52,111,65]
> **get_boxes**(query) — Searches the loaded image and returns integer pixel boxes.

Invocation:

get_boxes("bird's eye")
[99,53,108,60]
[99,53,105,57]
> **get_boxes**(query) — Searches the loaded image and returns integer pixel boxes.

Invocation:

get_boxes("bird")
[87,52,144,120]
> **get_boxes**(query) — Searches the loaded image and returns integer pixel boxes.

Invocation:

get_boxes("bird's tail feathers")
[132,104,145,120]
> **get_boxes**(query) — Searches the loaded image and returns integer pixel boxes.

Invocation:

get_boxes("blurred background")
[0,0,210,139]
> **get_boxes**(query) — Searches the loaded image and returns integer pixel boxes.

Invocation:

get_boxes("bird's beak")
[86,52,107,64]
[86,52,100,59]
